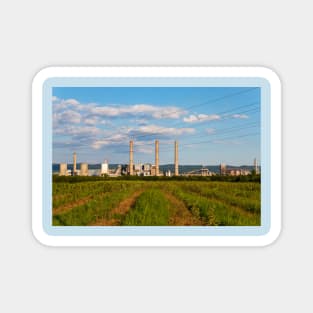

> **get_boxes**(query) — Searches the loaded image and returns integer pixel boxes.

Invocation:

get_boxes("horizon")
[53,87,260,166]
[53,162,259,167]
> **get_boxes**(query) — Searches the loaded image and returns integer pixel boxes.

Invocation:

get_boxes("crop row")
[121,189,170,226]
[53,181,261,226]
[53,182,145,225]
[176,182,260,214]
[53,181,145,209]
[160,184,260,226]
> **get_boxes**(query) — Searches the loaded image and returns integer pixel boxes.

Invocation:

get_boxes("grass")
[52,180,261,226]
[53,181,145,225]
[121,189,170,226]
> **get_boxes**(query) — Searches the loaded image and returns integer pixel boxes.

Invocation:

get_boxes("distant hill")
[52,163,259,174]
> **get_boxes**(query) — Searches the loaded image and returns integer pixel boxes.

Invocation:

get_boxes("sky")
[52,87,260,166]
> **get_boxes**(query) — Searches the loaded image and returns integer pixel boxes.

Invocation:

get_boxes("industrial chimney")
[254,158,259,174]
[129,140,134,175]
[155,140,159,176]
[174,140,179,176]
[73,152,77,176]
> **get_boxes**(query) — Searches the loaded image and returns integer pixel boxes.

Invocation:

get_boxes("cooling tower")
[80,163,88,176]
[59,163,68,176]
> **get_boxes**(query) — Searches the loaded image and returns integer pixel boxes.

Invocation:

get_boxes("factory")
[219,162,258,176]
[57,140,259,177]
[58,140,180,177]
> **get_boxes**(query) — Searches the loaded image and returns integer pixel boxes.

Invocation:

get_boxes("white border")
[32,66,281,247]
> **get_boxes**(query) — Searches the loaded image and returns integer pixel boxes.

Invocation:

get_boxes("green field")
[52,179,261,226]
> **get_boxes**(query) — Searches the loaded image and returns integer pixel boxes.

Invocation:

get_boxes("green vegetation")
[52,180,261,226]
[53,173,261,183]
[53,181,145,225]
[121,190,170,226]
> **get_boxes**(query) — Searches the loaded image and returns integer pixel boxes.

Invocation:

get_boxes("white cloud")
[152,107,187,119]
[54,126,101,137]
[138,125,195,136]
[91,140,109,149]
[183,114,221,123]
[83,117,99,125]
[53,110,81,125]
[183,115,197,123]
[90,133,130,149]
[64,98,80,105]
[232,114,249,119]
[82,116,107,125]
[53,98,95,112]
[90,104,186,119]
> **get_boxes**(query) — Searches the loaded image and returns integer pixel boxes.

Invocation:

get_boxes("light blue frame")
[43,77,270,236]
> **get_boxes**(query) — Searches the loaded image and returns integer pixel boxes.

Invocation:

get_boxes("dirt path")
[162,191,202,226]
[91,189,145,226]
[53,196,93,215]
[53,191,112,215]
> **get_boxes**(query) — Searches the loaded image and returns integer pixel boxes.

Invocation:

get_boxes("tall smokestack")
[129,140,134,175]
[174,140,179,176]
[155,140,159,176]
[254,158,259,174]
[73,152,77,176]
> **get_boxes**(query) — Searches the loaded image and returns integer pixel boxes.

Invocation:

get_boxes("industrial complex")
[57,140,259,177]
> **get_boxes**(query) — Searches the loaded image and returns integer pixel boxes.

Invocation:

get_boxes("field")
[52,179,261,226]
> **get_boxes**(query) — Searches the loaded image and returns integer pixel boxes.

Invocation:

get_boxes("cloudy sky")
[53,87,260,165]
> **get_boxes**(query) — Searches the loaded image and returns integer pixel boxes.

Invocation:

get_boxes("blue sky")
[53,87,260,166]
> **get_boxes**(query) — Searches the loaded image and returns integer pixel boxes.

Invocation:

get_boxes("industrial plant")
[56,140,259,177]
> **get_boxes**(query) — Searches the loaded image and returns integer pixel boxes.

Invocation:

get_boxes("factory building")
[228,169,251,176]
[127,140,165,176]
[89,169,101,176]
[201,168,209,176]
[220,163,227,176]
[151,165,156,176]
[56,144,258,178]
[134,163,142,176]
[59,163,68,176]
[143,163,151,176]
[165,169,172,177]
[101,160,109,176]
[80,163,88,176]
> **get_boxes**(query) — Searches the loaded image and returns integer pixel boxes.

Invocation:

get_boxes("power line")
[110,128,260,154]
[156,132,260,153]
[133,121,260,147]
[129,102,260,141]
[92,88,259,142]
